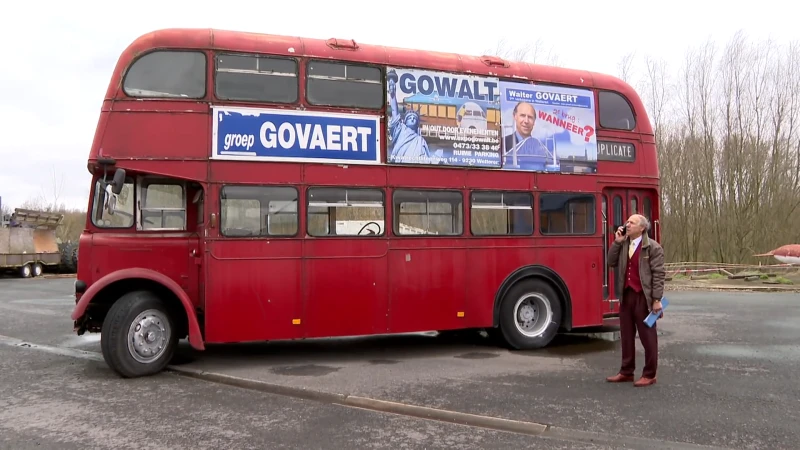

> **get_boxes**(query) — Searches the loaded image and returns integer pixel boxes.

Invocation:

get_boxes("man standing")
[605,214,666,387]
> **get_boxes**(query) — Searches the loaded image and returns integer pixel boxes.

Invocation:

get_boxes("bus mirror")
[104,184,117,216]
[111,169,126,195]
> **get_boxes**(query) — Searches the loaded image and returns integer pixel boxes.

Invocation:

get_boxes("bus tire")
[498,278,562,350]
[100,290,178,378]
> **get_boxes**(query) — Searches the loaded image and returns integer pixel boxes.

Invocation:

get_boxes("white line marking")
[0,334,103,362]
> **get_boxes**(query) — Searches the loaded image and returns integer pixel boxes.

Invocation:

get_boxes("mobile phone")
[618,226,626,236]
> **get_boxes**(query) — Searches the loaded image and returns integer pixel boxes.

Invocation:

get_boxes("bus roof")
[105,28,652,136]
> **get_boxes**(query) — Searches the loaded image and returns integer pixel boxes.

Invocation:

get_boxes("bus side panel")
[90,234,191,297]
[301,163,390,337]
[101,102,209,160]
[211,161,303,185]
[535,242,604,328]
[203,239,304,343]
[462,241,603,330]
[302,239,389,338]
[461,243,538,328]
[387,239,467,333]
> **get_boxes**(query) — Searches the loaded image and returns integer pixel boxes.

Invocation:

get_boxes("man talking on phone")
[605,214,666,387]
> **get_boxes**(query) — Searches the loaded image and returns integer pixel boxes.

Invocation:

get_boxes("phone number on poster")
[452,142,500,151]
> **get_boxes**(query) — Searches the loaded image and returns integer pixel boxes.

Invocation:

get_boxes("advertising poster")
[498,81,598,173]
[386,67,502,168]
[211,106,381,165]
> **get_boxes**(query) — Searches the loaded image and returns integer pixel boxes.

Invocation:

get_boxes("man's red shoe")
[634,377,657,387]
[606,373,634,383]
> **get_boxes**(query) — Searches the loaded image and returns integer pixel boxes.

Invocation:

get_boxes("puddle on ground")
[169,353,197,366]
[764,319,800,331]
[368,359,399,365]
[59,334,101,348]
[534,339,617,357]
[453,352,500,360]
[695,344,800,362]
[269,364,340,377]
[10,297,71,305]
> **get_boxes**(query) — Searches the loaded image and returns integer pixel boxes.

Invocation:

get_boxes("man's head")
[513,102,536,137]
[625,214,649,239]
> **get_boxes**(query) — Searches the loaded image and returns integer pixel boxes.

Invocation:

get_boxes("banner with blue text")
[498,81,598,174]
[386,67,502,168]
[211,106,382,165]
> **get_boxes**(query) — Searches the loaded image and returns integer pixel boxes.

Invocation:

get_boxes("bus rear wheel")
[498,279,562,350]
[101,291,178,378]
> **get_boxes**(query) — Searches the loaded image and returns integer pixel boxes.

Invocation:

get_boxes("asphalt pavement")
[1,276,799,449]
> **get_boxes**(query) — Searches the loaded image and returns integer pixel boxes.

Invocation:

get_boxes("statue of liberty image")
[387,69,436,164]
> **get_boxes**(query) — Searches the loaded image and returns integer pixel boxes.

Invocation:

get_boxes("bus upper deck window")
[215,53,298,103]
[123,50,206,99]
[598,91,636,131]
[306,60,383,109]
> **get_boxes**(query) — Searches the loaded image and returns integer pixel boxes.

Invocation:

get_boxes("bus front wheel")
[100,290,178,378]
[498,279,562,350]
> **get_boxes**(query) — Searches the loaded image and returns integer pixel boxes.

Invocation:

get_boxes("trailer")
[0,208,64,278]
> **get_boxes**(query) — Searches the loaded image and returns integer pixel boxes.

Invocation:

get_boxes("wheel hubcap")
[127,309,171,364]
[513,293,553,338]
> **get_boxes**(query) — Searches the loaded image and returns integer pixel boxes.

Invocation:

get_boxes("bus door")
[203,184,304,344]
[601,187,659,314]
[189,184,206,314]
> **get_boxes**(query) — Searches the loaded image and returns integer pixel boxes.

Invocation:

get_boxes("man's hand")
[652,299,663,317]
[614,226,626,243]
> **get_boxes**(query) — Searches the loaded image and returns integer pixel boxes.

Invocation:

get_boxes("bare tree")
[617,51,636,84]
[0,203,11,222]
[482,37,561,67]
[639,30,800,264]
[44,166,66,212]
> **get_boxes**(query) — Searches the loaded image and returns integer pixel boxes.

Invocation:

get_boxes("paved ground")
[5,344,614,450]
[1,277,799,449]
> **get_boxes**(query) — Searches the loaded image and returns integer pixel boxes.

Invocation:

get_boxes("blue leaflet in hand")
[644,297,669,328]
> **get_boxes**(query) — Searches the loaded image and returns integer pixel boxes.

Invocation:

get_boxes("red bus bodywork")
[71,28,659,377]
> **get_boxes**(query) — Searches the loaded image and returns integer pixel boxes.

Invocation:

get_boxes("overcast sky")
[0,0,796,211]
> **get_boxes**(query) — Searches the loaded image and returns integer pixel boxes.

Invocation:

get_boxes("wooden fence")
[666,261,798,279]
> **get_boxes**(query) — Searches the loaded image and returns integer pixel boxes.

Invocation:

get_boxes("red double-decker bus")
[71,28,659,378]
